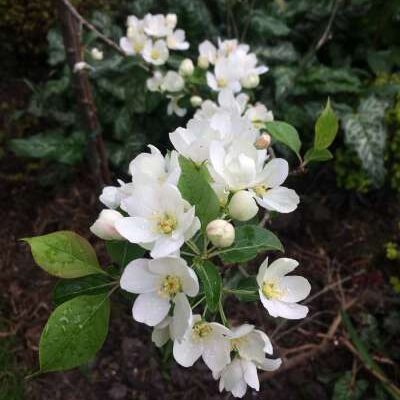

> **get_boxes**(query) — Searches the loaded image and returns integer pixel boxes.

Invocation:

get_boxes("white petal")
[256,257,269,286]
[120,259,160,293]
[258,357,282,371]
[237,332,265,363]
[228,324,254,339]
[150,236,184,258]
[132,292,170,326]
[170,293,192,341]
[263,257,299,280]
[203,336,231,372]
[152,323,170,347]
[242,359,259,391]
[120,37,134,55]
[261,296,309,319]
[173,335,202,367]
[260,158,289,188]
[257,186,299,213]
[115,217,159,243]
[280,276,311,303]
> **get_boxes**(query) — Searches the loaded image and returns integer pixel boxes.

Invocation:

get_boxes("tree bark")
[56,0,111,188]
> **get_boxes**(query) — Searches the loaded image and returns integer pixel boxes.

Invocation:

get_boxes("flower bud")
[254,133,271,150]
[228,191,259,221]
[197,55,209,69]
[90,210,124,240]
[241,73,260,89]
[179,58,194,76]
[206,219,235,248]
[190,95,203,107]
[91,47,103,61]
[166,13,177,29]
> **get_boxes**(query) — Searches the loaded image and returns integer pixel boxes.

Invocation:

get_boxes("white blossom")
[120,257,199,326]
[90,47,103,60]
[167,29,189,50]
[257,257,311,319]
[99,180,134,210]
[206,219,235,248]
[146,71,164,92]
[198,40,217,67]
[245,104,274,128]
[116,184,200,258]
[143,14,173,37]
[228,190,259,221]
[90,210,124,240]
[120,31,147,55]
[161,71,185,92]
[179,58,194,76]
[142,39,169,65]
[190,95,203,107]
[167,96,187,117]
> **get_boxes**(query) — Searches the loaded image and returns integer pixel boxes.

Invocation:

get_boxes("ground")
[1,152,399,400]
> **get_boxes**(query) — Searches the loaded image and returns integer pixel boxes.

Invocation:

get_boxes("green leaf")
[195,260,221,313]
[250,11,290,37]
[314,99,339,149]
[39,294,110,372]
[47,29,65,66]
[304,148,333,164]
[24,231,102,278]
[333,372,368,400]
[234,277,259,302]
[53,274,114,307]
[219,225,283,264]
[343,96,388,187]
[105,241,145,268]
[178,157,220,228]
[265,121,301,158]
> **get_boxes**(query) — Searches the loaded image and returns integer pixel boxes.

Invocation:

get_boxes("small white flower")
[206,57,241,92]
[73,61,93,73]
[120,31,147,55]
[190,95,203,107]
[99,180,134,210]
[90,210,124,240]
[129,145,180,187]
[166,13,178,29]
[167,96,187,117]
[257,257,311,319]
[127,15,144,32]
[142,39,169,65]
[228,190,258,221]
[116,184,200,258]
[167,29,189,50]
[120,257,199,326]
[90,47,103,60]
[198,40,217,66]
[179,58,194,76]
[245,104,274,128]
[161,71,185,92]
[146,71,164,92]
[241,73,260,89]
[173,314,231,372]
[143,14,172,37]
[206,219,235,248]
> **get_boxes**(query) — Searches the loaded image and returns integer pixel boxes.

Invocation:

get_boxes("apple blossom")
[167,96,187,117]
[120,257,199,326]
[167,29,189,50]
[99,179,134,210]
[228,190,259,221]
[198,40,217,66]
[160,71,185,92]
[245,104,274,129]
[90,47,103,60]
[166,13,177,29]
[206,219,235,248]
[179,58,194,76]
[143,14,173,37]
[190,95,203,107]
[116,184,200,258]
[257,257,311,319]
[142,39,169,65]
[90,210,124,240]
[146,71,164,92]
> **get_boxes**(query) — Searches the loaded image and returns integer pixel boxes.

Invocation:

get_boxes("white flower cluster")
[198,39,268,92]
[91,84,309,397]
[120,13,189,65]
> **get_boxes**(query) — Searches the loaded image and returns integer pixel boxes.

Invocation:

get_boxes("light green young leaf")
[219,225,283,264]
[178,157,220,229]
[265,121,301,158]
[24,231,102,278]
[304,148,333,164]
[314,99,339,149]
[39,294,110,372]
[195,260,221,313]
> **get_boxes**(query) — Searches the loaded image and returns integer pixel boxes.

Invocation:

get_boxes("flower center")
[217,78,227,88]
[133,41,144,53]
[159,275,182,298]
[230,337,246,352]
[262,280,282,299]
[151,48,160,60]
[254,185,268,197]
[158,214,177,234]
[192,321,213,340]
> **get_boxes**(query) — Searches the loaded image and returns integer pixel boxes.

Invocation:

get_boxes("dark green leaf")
[250,11,290,37]
[23,231,102,278]
[39,294,110,372]
[265,121,301,157]
[314,99,339,149]
[304,148,333,164]
[178,157,220,228]
[105,241,145,268]
[234,277,259,302]
[53,274,114,307]
[333,372,368,400]
[195,260,221,313]
[219,225,283,264]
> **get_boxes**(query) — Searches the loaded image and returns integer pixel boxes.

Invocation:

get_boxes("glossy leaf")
[105,241,145,268]
[304,148,333,164]
[24,231,102,278]
[265,121,301,158]
[195,260,221,313]
[39,294,110,372]
[314,99,339,150]
[234,277,259,302]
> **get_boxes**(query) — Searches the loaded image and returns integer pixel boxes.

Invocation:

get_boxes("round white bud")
[179,58,194,76]
[228,191,259,221]
[166,13,177,29]
[241,73,260,89]
[91,47,103,61]
[90,210,124,240]
[197,55,209,69]
[190,95,203,107]
[206,219,235,248]
[254,133,271,150]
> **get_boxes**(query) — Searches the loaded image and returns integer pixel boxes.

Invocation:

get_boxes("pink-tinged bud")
[90,210,124,240]
[254,133,271,150]
[206,219,235,248]
[228,191,259,221]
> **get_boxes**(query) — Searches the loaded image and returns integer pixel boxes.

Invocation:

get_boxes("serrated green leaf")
[195,260,221,312]
[39,294,110,372]
[53,274,114,307]
[265,121,301,157]
[314,99,339,149]
[105,241,145,268]
[24,231,102,278]
[219,225,283,264]
[304,148,333,164]
[178,157,220,228]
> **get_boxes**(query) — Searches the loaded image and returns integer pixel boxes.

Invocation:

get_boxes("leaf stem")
[191,296,206,310]
[187,240,200,255]
[223,288,256,295]
[218,301,228,326]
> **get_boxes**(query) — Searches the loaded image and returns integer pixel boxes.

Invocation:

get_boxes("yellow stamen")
[217,78,227,88]
[262,280,282,299]
[192,321,212,340]
[151,48,160,60]
[230,337,246,351]
[159,275,182,298]
[158,214,177,234]
[253,185,268,197]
